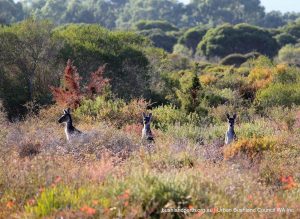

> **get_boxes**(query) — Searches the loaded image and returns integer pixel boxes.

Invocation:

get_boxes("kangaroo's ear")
[67,108,71,113]
[64,109,68,114]
[226,113,230,119]
[142,112,146,118]
[233,113,237,119]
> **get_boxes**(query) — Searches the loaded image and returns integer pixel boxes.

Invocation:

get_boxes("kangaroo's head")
[142,112,152,126]
[58,108,71,123]
[226,113,237,127]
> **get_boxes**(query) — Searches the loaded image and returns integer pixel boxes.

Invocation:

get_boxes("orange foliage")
[118,189,130,200]
[123,123,143,137]
[50,60,110,109]
[248,64,288,90]
[27,198,36,206]
[280,176,297,190]
[200,74,217,85]
[80,205,97,216]
[6,201,14,209]
[275,64,288,74]
[86,64,110,98]
[248,67,273,89]
[50,60,82,108]
[92,200,99,206]
[51,176,62,187]
[224,136,277,160]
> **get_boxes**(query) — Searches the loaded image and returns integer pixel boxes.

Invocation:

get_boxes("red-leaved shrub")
[50,60,110,108]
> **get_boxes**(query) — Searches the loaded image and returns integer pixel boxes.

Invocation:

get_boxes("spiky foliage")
[50,60,82,108]
[85,64,110,98]
[50,60,110,108]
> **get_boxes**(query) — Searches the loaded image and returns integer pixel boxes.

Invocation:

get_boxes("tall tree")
[0,0,24,24]
[187,0,265,26]
[116,0,185,29]
[22,0,124,28]
[259,11,286,28]
[0,19,62,116]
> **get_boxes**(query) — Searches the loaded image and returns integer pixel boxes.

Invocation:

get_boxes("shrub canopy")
[197,23,279,58]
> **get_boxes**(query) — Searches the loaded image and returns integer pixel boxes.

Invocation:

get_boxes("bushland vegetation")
[1,1,300,218]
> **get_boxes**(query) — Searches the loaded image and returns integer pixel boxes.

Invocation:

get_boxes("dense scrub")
[1,52,300,218]
[0,104,299,218]
[1,3,300,217]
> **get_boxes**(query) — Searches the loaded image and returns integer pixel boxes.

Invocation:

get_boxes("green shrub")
[75,96,148,127]
[26,185,101,217]
[26,170,213,218]
[203,91,227,107]
[173,44,193,57]
[256,83,300,107]
[137,29,177,52]
[265,106,298,131]
[273,65,299,84]
[152,105,201,130]
[134,20,178,32]
[53,24,152,100]
[129,173,195,217]
[165,124,204,143]
[197,23,279,58]
[214,71,245,91]
[247,55,273,68]
[284,21,300,38]
[244,52,261,60]
[220,53,247,67]
[220,52,262,67]
[178,26,207,54]
[237,121,276,138]
[278,45,300,66]
[175,69,207,115]
[75,96,125,122]
[275,33,297,47]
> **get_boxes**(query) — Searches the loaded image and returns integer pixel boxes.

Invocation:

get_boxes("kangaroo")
[225,113,237,145]
[58,108,82,141]
[142,112,154,142]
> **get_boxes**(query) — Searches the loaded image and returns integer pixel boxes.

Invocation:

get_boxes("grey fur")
[142,112,154,142]
[225,113,237,145]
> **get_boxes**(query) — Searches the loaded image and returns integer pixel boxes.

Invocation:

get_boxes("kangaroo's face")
[227,113,236,127]
[142,113,152,125]
[58,108,71,123]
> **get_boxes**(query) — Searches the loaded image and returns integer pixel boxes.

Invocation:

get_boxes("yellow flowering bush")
[224,136,277,160]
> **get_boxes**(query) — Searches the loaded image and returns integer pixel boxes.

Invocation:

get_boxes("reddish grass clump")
[123,123,143,137]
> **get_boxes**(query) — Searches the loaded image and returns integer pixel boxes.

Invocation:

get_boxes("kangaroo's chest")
[142,127,152,137]
[65,127,70,141]
[65,126,78,141]
[225,130,235,144]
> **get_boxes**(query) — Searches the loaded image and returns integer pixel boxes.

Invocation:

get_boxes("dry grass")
[0,105,299,218]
